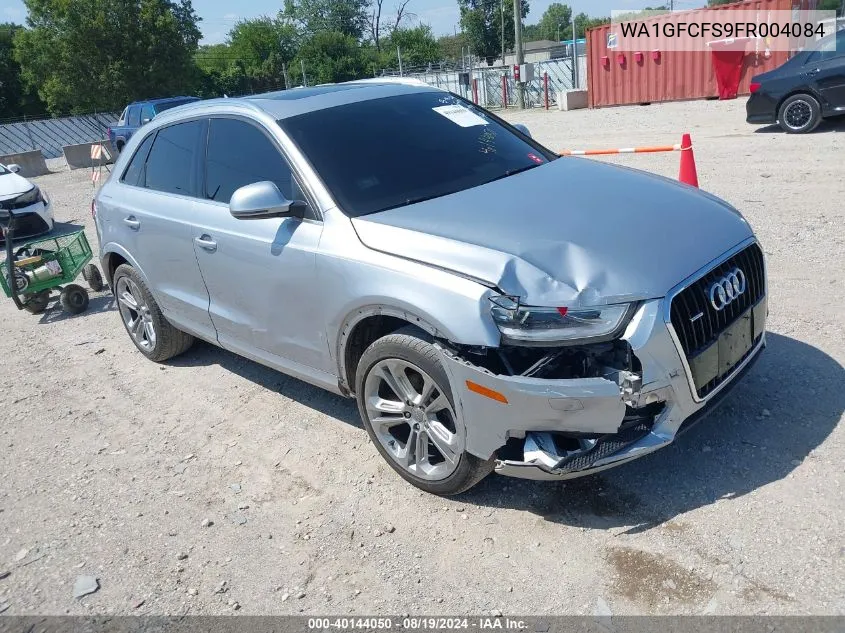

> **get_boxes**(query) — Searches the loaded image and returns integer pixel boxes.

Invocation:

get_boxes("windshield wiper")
[484,163,542,186]
[375,192,458,214]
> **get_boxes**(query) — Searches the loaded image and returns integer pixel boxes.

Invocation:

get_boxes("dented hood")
[351,157,754,306]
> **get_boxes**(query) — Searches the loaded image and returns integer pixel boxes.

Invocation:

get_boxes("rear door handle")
[194,235,217,253]
[806,68,821,77]
[123,216,140,230]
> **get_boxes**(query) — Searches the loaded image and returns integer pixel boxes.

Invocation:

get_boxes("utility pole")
[572,16,579,90]
[670,0,674,11]
[513,0,524,109]
[397,46,403,76]
[501,0,506,65]
[300,59,307,87]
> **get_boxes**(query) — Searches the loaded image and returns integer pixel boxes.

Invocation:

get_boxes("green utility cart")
[1,220,104,315]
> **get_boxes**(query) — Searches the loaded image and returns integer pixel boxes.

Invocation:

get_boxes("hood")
[351,158,753,307]
[0,171,35,200]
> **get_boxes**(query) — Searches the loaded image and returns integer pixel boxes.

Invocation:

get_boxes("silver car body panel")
[351,157,753,307]
[95,82,767,481]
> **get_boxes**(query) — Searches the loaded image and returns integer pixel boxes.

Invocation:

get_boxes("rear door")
[111,120,216,341]
[806,31,845,111]
[191,116,326,370]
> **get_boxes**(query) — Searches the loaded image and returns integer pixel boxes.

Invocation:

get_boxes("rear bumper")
[439,293,766,481]
[746,93,778,124]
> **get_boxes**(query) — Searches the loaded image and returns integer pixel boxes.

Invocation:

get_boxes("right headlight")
[15,186,43,206]
[490,295,634,345]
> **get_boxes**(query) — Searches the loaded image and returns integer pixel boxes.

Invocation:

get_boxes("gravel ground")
[1,98,843,617]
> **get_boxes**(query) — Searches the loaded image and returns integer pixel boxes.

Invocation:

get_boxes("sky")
[1,0,708,44]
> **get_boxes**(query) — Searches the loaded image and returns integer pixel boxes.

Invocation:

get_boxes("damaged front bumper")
[438,298,766,481]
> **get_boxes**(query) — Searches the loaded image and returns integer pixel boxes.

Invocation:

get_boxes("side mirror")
[229,181,305,220]
[141,118,151,124]
[7,164,21,174]
[513,123,532,138]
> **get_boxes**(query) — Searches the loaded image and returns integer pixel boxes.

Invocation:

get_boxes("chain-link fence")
[0,112,119,159]
[383,55,587,110]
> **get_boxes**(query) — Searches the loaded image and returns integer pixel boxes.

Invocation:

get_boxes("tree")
[436,32,468,63]
[458,0,529,65]
[228,17,298,92]
[370,0,414,51]
[293,31,368,85]
[386,24,439,67]
[282,0,371,40]
[537,3,572,41]
[0,23,45,119]
[14,0,201,115]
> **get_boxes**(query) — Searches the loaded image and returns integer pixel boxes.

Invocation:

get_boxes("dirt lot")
[1,98,843,616]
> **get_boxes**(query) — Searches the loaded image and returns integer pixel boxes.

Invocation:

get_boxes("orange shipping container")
[586,0,819,108]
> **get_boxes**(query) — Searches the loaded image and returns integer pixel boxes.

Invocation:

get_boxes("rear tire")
[60,284,89,314]
[112,264,194,362]
[23,291,50,314]
[355,328,493,496]
[778,94,821,134]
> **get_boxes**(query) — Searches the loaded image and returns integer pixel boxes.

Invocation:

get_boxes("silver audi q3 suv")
[94,80,767,495]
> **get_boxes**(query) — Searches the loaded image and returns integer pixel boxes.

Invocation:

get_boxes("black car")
[747,29,845,133]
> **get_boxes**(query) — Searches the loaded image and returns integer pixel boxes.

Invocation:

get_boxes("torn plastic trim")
[436,343,642,460]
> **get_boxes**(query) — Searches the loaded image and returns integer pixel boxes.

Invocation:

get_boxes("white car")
[0,163,53,241]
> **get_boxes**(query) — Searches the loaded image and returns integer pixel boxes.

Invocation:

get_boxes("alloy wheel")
[116,276,156,351]
[363,358,462,481]
[784,100,812,130]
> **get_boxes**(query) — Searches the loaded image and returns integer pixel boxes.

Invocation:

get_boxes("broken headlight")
[490,295,634,345]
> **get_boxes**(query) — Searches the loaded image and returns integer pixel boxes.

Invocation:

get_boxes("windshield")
[0,165,8,175]
[279,92,554,217]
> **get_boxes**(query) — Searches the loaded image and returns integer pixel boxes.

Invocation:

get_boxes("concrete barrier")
[62,140,116,171]
[0,150,50,177]
[557,90,588,112]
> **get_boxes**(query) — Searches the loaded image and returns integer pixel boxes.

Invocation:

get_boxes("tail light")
[91,199,97,219]
[750,82,762,93]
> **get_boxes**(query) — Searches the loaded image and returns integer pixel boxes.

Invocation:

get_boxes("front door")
[191,116,328,372]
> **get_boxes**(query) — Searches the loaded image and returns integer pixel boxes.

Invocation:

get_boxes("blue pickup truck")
[108,96,200,153]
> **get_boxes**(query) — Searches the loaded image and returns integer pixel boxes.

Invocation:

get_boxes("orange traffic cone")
[678,133,699,188]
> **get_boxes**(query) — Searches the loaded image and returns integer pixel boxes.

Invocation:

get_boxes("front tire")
[355,329,493,496]
[778,94,821,134]
[112,264,194,362]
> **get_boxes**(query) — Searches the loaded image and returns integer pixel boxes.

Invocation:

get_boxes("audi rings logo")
[709,268,747,311]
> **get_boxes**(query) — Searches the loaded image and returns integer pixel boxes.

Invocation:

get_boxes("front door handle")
[806,68,821,77]
[123,216,140,230]
[194,235,217,253]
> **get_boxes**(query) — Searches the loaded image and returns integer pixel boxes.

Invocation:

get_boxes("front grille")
[0,212,51,243]
[670,243,766,399]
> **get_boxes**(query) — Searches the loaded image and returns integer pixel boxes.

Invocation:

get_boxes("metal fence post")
[544,72,549,110]
[23,115,36,150]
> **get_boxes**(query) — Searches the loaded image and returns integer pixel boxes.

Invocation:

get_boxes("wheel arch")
[336,304,449,396]
[776,88,823,118]
[101,244,148,288]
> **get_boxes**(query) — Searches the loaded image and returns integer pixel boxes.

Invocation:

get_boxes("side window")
[127,106,141,127]
[140,104,155,124]
[144,120,204,197]
[121,133,156,186]
[118,108,128,126]
[205,118,302,205]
